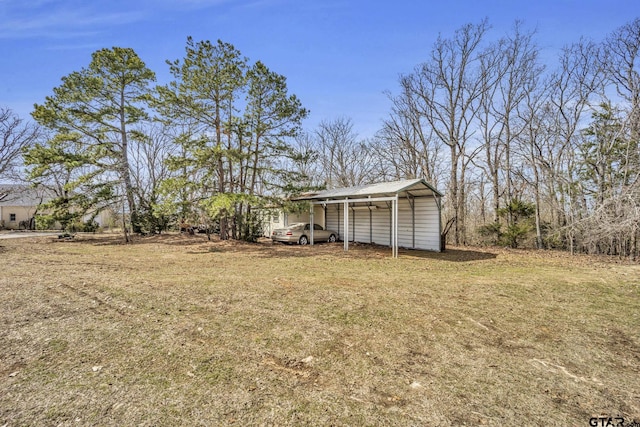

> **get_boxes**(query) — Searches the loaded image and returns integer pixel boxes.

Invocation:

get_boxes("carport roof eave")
[396,178,443,198]
[294,178,443,202]
[310,195,398,205]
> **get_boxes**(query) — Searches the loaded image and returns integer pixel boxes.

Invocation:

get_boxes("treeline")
[291,18,640,258]
[2,18,639,257]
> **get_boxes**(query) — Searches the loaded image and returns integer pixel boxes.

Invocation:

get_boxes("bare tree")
[372,18,639,253]
[561,19,640,257]
[476,23,543,226]
[1,107,39,181]
[314,117,377,188]
[541,40,603,250]
[129,122,178,232]
[599,18,640,187]
[569,183,640,258]
[516,78,553,248]
[400,20,491,244]
[374,88,444,187]
[475,41,507,224]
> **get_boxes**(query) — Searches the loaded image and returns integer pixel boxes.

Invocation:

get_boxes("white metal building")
[287,178,443,257]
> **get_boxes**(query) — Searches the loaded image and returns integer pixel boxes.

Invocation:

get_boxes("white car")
[271,223,338,245]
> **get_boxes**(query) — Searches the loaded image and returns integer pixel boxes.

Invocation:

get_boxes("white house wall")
[286,205,325,227]
[0,205,36,229]
[260,209,284,237]
[263,205,326,237]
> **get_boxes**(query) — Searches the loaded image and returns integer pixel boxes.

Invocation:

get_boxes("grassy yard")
[1,234,638,426]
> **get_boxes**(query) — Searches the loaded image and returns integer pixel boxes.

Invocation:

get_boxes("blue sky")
[1,0,638,138]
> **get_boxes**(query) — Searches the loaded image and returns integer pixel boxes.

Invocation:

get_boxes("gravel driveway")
[0,232,60,239]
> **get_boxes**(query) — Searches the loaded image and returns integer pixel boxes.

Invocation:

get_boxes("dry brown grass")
[1,233,638,426]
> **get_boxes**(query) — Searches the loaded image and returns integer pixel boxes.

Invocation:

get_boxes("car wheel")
[328,234,337,243]
[298,235,309,245]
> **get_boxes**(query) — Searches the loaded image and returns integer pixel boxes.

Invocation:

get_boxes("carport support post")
[343,199,349,252]
[309,206,314,246]
[393,194,399,258]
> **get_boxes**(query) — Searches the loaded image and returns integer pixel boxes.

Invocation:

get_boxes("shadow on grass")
[69,233,209,246]
[188,241,498,262]
[69,233,498,262]
[400,247,498,262]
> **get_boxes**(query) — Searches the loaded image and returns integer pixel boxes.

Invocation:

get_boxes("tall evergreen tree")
[579,103,629,204]
[155,38,309,241]
[31,47,155,237]
[155,38,247,240]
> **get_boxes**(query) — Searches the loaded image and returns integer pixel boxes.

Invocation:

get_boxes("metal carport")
[294,178,443,258]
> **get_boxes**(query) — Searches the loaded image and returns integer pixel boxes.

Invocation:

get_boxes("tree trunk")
[533,156,544,249]
[449,146,460,245]
[120,89,139,235]
[215,94,228,240]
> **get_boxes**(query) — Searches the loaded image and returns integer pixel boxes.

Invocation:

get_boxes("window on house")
[9,213,16,222]
[272,212,279,223]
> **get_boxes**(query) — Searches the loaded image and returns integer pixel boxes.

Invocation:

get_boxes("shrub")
[35,215,57,230]
[477,199,536,248]
[478,221,502,245]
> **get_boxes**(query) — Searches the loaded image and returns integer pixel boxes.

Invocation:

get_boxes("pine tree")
[31,47,155,238]
[155,38,309,241]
